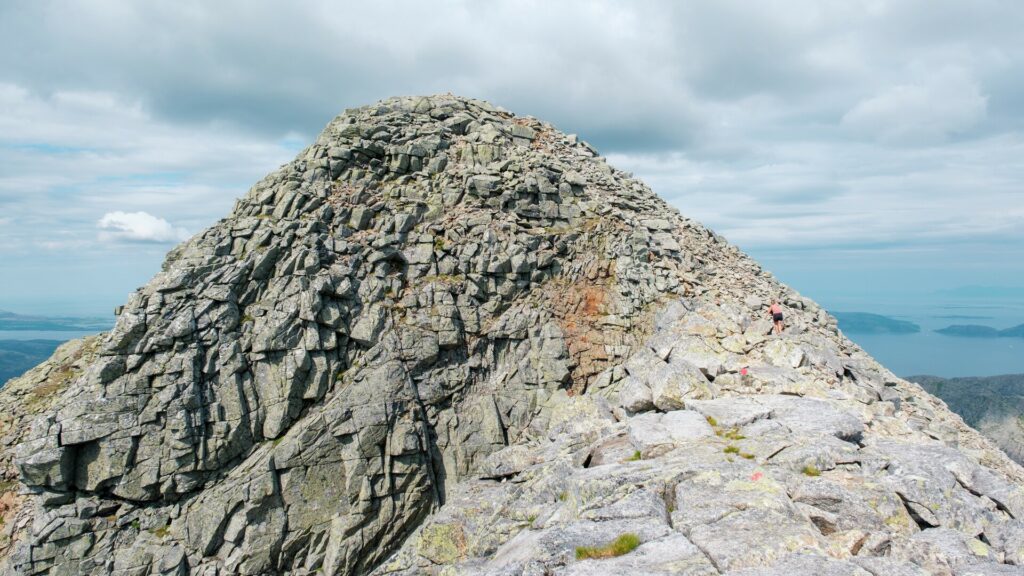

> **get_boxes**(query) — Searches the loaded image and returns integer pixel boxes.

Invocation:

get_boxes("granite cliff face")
[2,95,1024,575]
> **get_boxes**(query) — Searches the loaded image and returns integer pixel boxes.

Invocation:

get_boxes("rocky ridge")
[1,95,1023,575]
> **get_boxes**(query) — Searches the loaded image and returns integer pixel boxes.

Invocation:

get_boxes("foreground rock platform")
[1,95,1022,575]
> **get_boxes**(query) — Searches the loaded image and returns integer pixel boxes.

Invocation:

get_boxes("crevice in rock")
[479,470,519,482]
[687,534,723,574]
[834,460,863,472]
[897,492,938,530]
[954,475,986,500]
[764,444,790,461]
[661,481,677,529]
[492,395,510,447]
[408,387,444,509]
[954,475,1015,520]
[839,430,865,446]
[807,512,837,535]
[849,531,869,556]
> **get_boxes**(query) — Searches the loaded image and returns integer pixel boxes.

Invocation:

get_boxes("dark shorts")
[772,313,784,322]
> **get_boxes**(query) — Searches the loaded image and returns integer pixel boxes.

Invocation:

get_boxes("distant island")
[1004,324,1024,337]
[935,323,1024,338]
[831,311,921,334]
[0,309,111,332]
[0,340,63,385]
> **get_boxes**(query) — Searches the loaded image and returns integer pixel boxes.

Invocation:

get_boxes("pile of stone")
[0,95,1021,575]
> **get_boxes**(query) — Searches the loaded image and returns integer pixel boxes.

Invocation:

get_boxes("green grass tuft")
[722,428,745,441]
[723,445,740,454]
[625,450,642,462]
[705,415,718,427]
[575,533,641,560]
[802,464,821,477]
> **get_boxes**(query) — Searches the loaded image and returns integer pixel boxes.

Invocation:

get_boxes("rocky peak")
[2,95,1023,575]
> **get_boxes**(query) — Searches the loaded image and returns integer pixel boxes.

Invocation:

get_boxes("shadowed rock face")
[1,95,1023,575]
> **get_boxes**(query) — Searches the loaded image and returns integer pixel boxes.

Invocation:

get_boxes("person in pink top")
[769,300,784,334]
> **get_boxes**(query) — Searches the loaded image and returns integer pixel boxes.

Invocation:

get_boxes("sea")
[0,330,103,341]
[822,296,1024,378]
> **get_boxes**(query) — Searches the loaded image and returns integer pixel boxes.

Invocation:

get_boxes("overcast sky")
[2,0,1023,315]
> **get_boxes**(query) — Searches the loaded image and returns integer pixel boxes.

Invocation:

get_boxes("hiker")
[769,300,784,334]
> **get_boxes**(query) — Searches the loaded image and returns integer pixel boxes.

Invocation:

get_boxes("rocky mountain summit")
[2,94,1024,575]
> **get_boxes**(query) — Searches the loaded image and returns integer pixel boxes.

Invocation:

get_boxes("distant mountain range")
[0,340,63,385]
[935,323,1024,338]
[909,374,1024,465]
[0,309,112,331]
[831,311,920,334]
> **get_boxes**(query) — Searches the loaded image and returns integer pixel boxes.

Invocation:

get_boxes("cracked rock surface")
[1,95,1023,575]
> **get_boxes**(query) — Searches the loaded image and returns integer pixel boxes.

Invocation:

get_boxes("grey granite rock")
[724,554,873,575]
[2,95,1023,576]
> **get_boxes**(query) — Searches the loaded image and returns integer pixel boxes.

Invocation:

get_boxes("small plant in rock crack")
[721,428,745,441]
[575,533,641,560]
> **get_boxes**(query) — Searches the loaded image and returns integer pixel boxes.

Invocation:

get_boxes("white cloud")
[97,211,190,243]
[841,68,988,143]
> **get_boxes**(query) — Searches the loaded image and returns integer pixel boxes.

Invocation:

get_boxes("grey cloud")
[840,68,988,144]
[0,2,726,150]
[5,1,1024,152]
